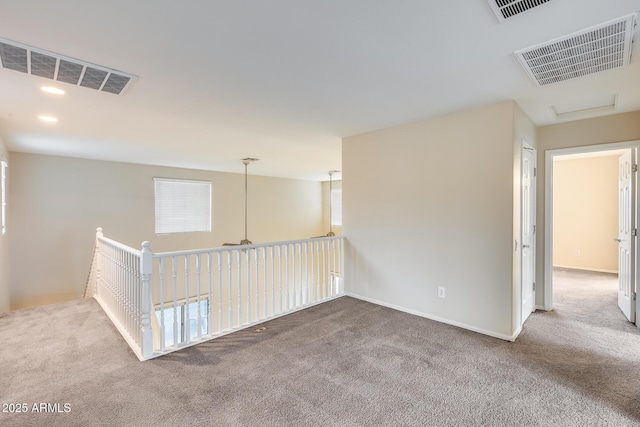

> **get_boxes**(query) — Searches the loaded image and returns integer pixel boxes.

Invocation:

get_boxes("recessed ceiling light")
[41,86,65,95]
[38,115,58,123]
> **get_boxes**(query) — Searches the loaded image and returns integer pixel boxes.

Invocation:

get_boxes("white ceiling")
[0,1,639,180]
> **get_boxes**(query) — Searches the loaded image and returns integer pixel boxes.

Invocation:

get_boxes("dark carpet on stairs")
[1,268,639,426]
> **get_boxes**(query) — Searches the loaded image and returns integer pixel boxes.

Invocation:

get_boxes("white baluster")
[262,248,267,320]
[330,240,334,296]
[322,240,326,300]
[132,252,137,342]
[279,245,283,314]
[310,241,315,303]
[331,240,339,295]
[284,245,289,311]
[130,252,135,343]
[298,243,302,307]
[114,246,121,333]
[196,253,202,339]
[159,258,165,352]
[140,241,153,359]
[218,252,223,334]
[246,248,251,325]
[207,252,212,337]
[120,248,125,336]
[237,250,242,327]
[255,248,260,321]
[121,248,126,336]
[172,256,178,348]
[228,251,233,331]
[341,238,344,294]
[132,252,139,342]
[95,228,103,300]
[122,249,127,337]
[271,246,275,317]
[184,255,191,344]
[304,242,309,305]
[291,244,296,309]
[314,241,319,302]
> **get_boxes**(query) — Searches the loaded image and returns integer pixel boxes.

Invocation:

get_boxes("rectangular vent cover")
[515,14,637,86]
[487,0,552,22]
[0,38,136,95]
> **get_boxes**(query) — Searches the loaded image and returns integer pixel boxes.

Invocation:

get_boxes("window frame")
[331,188,342,227]
[154,177,212,235]
[155,298,209,347]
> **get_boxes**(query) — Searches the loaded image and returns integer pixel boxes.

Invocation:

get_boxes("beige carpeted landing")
[1,268,639,426]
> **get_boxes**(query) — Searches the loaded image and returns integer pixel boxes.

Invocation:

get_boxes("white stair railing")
[93,228,153,360]
[92,228,344,360]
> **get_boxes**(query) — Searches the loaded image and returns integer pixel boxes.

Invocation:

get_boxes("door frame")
[521,141,537,326]
[544,140,640,325]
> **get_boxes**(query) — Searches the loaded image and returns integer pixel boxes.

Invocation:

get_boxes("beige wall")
[343,101,520,339]
[537,111,640,306]
[0,137,8,313]
[553,156,619,273]
[9,153,323,310]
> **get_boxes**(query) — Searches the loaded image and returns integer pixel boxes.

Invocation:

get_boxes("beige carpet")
[1,268,639,426]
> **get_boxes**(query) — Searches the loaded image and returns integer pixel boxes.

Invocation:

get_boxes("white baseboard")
[535,305,546,311]
[344,293,519,342]
[553,265,618,274]
[512,325,523,340]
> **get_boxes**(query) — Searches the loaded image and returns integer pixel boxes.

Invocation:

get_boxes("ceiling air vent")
[515,13,638,86]
[487,0,553,22]
[0,37,136,95]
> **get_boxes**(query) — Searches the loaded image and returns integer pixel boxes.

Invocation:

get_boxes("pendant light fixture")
[223,158,259,246]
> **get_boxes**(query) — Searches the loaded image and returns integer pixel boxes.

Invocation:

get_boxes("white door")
[521,145,536,324]
[617,150,636,323]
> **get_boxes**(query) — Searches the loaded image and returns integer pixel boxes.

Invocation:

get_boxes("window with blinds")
[154,178,211,234]
[331,188,342,226]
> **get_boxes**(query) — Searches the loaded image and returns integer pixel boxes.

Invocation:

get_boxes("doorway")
[544,141,640,326]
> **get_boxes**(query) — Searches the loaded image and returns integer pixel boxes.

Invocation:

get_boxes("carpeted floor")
[1,268,639,426]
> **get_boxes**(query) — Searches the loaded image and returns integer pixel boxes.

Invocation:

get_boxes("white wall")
[343,101,521,339]
[0,137,8,314]
[553,156,618,273]
[9,153,324,310]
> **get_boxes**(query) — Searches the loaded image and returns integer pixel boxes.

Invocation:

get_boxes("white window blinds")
[331,188,342,226]
[154,178,211,234]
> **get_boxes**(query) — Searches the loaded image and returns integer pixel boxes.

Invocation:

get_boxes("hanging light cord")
[225,158,258,246]
[244,161,249,243]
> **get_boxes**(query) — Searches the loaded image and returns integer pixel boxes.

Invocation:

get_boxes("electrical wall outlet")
[574,250,581,257]
[438,287,446,299]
